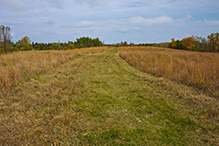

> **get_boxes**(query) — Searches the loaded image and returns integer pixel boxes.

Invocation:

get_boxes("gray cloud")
[0,0,27,11]
[116,28,131,33]
[43,32,57,35]
[44,20,55,26]
[74,0,103,7]
[44,0,64,9]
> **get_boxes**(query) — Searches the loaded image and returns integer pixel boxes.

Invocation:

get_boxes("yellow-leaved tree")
[182,37,196,50]
[207,32,219,52]
[169,38,176,48]
[17,36,33,50]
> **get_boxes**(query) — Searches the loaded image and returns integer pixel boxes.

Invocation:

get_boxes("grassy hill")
[0,48,218,145]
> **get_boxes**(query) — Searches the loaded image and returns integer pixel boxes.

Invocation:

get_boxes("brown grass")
[0,47,107,90]
[119,46,219,98]
[0,47,107,145]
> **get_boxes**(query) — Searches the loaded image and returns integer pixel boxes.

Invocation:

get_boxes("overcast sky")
[1,0,219,44]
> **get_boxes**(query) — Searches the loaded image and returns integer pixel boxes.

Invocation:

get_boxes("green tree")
[175,40,183,49]
[74,37,103,48]
[18,36,33,50]
[0,25,11,53]
[207,32,219,52]
[39,43,48,50]
[92,38,102,47]
[115,43,120,47]
[169,38,176,49]
[67,41,75,49]
[32,42,41,50]
[51,43,62,50]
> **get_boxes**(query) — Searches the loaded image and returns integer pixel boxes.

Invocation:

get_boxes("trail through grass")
[0,48,218,145]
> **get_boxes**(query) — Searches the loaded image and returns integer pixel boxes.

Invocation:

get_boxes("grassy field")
[0,47,107,90]
[0,48,219,145]
[119,46,219,98]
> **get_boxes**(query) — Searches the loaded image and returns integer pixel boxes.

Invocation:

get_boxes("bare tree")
[0,25,11,53]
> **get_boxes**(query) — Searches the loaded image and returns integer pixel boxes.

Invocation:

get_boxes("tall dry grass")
[0,47,106,90]
[119,46,219,98]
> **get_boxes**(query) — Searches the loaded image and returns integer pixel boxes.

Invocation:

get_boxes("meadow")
[119,46,219,98]
[0,47,218,145]
[0,47,107,91]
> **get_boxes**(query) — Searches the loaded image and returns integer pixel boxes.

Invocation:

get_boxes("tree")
[200,37,207,51]
[17,36,33,50]
[182,37,196,50]
[67,41,75,49]
[39,43,48,50]
[92,38,101,47]
[130,43,135,46]
[74,37,103,48]
[207,32,219,52]
[32,42,41,50]
[169,38,176,48]
[51,42,62,50]
[192,36,208,51]
[175,40,183,49]
[115,43,120,47]
[0,25,11,53]
[0,29,2,41]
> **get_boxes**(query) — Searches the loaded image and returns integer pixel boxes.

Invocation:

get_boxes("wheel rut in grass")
[75,48,218,145]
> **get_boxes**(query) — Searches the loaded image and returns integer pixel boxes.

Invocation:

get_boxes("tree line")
[168,33,219,52]
[0,25,103,53]
[1,25,218,53]
[109,32,219,53]
[13,36,103,51]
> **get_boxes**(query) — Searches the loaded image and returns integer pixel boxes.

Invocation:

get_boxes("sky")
[0,0,219,44]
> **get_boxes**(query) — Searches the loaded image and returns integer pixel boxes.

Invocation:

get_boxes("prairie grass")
[0,47,107,90]
[0,47,106,145]
[119,46,219,98]
[0,57,87,145]
[0,48,218,145]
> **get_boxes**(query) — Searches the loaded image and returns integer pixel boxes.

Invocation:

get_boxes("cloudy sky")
[1,0,219,44]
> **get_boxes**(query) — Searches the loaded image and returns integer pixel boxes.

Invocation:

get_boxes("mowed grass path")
[1,48,218,145]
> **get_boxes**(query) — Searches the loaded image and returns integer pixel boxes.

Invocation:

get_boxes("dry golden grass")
[119,46,219,98]
[0,47,107,145]
[0,47,107,90]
